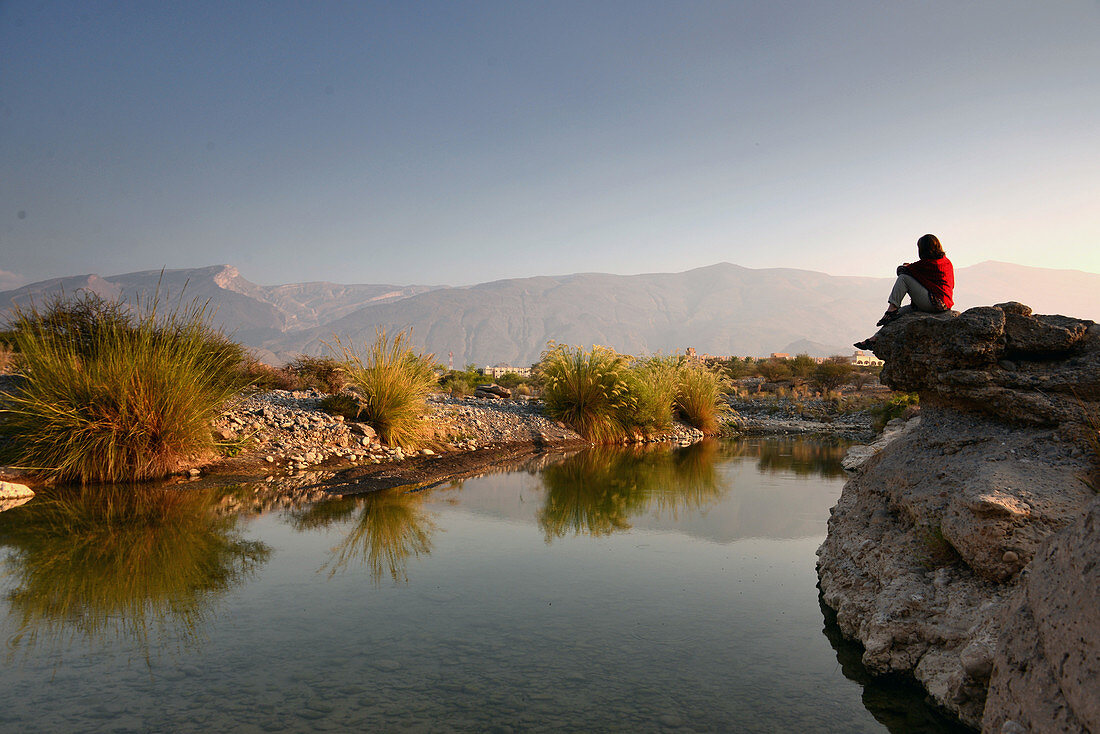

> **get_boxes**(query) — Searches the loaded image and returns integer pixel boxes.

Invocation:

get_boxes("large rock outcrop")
[817,304,1098,731]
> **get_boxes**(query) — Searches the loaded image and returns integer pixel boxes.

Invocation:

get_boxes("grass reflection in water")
[289,489,437,583]
[0,485,270,658]
[538,440,724,540]
[752,437,850,478]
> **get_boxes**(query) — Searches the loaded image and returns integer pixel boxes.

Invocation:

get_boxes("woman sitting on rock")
[854,234,954,350]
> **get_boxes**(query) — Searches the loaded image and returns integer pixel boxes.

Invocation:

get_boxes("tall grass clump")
[675,360,731,433]
[1,292,248,483]
[330,329,436,448]
[631,355,680,431]
[538,344,636,442]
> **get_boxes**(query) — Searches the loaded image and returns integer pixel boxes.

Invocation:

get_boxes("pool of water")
[0,438,968,733]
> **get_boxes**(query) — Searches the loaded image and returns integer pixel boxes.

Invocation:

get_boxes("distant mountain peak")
[3,261,1096,365]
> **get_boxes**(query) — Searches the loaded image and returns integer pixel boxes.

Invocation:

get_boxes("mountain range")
[2,261,1096,367]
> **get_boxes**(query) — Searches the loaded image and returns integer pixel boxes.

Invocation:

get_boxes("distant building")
[769,352,790,360]
[852,350,884,367]
[480,364,533,378]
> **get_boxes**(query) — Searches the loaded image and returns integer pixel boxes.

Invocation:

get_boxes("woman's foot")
[876,308,901,326]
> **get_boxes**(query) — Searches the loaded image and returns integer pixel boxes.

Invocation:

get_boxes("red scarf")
[903,257,954,308]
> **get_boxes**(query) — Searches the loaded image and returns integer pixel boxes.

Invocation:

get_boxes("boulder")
[820,301,1100,730]
[476,384,511,398]
[982,497,1100,734]
[0,482,34,513]
[0,481,34,500]
[870,304,1098,425]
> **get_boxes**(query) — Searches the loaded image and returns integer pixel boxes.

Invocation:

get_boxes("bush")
[757,359,792,383]
[812,358,854,393]
[238,358,299,391]
[319,393,362,420]
[286,355,346,393]
[869,392,919,430]
[538,343,636,442]
[439,366,482,395]
[788,353,817,383]
[675,361,731,433]
[1,292,248,483]
[331,329,436,448]
[495,372,525,389]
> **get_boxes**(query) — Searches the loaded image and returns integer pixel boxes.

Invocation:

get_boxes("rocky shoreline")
[818,303,1099,733]
[0,375,882,506]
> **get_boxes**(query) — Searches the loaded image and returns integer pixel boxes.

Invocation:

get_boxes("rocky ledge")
[817,303,1098,732]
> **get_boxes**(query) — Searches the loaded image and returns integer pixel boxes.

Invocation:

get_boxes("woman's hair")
[917,234,945,260]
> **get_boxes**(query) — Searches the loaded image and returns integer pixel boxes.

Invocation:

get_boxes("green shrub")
[495,372,524,389]
[675,360,731,433]
[319,393,362,420]
[812,358,854,393]
[239,358,299,391]
[869,392,919,431]
[538,343,636,442]
[331,329,436,448]
[757,358,793,382]
[1,292,248,483]
[439,366,482,395]
[286,355,346,393]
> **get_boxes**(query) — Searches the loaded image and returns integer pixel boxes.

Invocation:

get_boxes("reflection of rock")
[0,495,33,513]
[818,303,1099,730]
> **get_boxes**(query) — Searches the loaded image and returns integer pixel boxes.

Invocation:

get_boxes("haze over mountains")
[2,262,1097,367]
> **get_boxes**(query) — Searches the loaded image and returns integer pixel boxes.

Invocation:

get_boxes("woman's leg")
[888,274,935,311]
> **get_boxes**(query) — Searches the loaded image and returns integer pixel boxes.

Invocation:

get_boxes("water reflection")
[538,441,724,540]
[819,598,972,734]
[0,485,269,658]
[752,437,849,478]
[288,489,437,582]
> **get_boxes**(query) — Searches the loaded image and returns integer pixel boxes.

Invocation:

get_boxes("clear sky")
[2,1,1098,289]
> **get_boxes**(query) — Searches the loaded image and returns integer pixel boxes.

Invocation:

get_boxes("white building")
[852,350,884,367]
[480,364,533,378]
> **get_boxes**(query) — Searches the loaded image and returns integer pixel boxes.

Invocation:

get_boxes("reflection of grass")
[295,490,438,583]
[753,438,849,478]
[537,441,723,541]
[0,485,269,656]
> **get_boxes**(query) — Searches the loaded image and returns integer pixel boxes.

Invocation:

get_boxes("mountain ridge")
[2,261,1097,366]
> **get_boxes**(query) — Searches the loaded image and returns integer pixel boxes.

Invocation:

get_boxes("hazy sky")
[2,1,1098,289]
